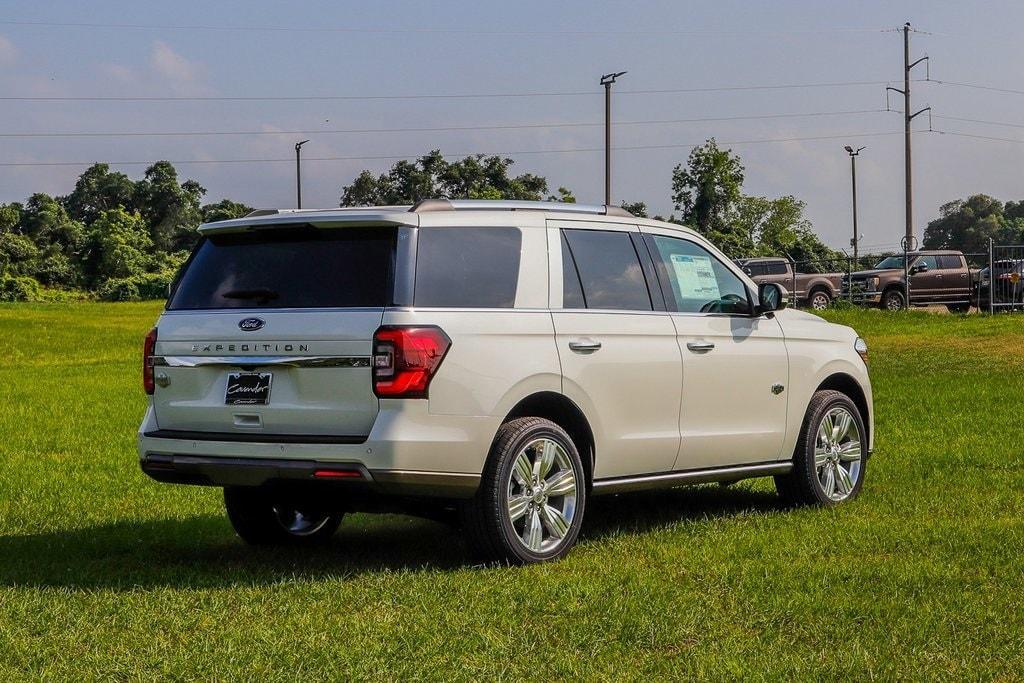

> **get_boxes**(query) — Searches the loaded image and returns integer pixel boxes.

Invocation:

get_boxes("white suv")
[139,200,873,564]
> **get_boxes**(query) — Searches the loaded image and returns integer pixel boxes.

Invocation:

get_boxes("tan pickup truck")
[842,250,974,311]
[736,257,842,310]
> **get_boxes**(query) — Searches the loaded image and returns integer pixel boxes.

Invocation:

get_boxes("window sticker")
[670,254,720,301]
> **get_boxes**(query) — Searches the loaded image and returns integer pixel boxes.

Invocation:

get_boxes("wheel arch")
[815,372,870,446]
[501,392,595,487]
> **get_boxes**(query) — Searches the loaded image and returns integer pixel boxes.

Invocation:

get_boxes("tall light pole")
[295,139,310,209]
[600,71,626,205]
[844,145,866,265]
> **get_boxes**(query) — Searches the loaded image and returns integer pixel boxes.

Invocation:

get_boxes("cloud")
[0,34,16,68]
[150,40,208,93]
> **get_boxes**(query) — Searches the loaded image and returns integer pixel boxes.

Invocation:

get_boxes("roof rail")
[409,199,634,218]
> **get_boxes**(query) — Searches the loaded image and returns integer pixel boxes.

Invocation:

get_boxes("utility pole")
[295,139,310,209]
[600,71,626,205]
[844,145,865,265]
[886,23,929,245]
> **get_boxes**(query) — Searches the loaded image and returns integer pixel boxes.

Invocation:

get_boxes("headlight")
[854,337,869,366]
[866,277,879,291]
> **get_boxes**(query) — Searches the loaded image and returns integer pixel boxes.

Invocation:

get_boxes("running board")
[591,461,792,495]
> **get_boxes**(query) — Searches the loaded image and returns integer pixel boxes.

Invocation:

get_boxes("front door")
[641,229,790,469]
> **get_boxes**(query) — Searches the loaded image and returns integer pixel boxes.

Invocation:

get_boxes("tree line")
[1,139,1013,301]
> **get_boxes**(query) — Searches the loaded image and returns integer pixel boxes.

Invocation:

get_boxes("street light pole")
[844,145,866,266]
[599,71,626,206]
[295,139,310,209]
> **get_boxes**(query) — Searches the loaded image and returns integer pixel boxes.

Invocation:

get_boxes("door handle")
[568,339,602,353]
[686,341,716,353]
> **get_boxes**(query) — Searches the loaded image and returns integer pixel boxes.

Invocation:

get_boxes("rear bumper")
[137,401,496,499]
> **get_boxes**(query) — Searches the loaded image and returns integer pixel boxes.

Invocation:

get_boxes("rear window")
[168,227,395,310]
[414,227,521,308]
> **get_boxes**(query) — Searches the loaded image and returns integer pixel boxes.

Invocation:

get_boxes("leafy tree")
[61,163,135,225]
[201,199,254,223]
[671,139,745,238]
[923,194,1023,253]
[85,208,153,285]
[340,150,552,206]
[548,187,576,203]
[620,201,648,217]
[0,203,21,233]
[133,161,206,252]
[0,232,40,278]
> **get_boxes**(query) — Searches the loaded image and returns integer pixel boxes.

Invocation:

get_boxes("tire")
[808,289,832,311]
[224,487,343,545]
[462,417,586,565]
[946,303,970,313]
[774,389,867,507]
[881,288,906,311]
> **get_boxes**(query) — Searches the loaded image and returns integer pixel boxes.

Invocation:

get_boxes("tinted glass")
[875,256,906,269]
[914,255,938,270]
[415,227,521,308]
[938,255,962,269]
[647,234,752,314]
[562,229,652,311]
[745,262,766,277]
[561,232,586,308]
[767,261,789,275]
[168,227,395,310]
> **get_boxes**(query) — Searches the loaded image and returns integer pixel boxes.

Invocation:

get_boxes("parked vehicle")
[735,257,842,310]
[975,259,1024,310]
[843,250,974,311]
[139,200,874,564]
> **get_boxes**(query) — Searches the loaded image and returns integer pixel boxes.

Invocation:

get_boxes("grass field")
[0,303,1022,680]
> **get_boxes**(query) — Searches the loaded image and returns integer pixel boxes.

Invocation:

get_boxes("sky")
[1,0,1022,252]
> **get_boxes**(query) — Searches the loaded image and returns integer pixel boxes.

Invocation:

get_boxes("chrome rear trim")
[592,461,792,495]
[151,355,370,368]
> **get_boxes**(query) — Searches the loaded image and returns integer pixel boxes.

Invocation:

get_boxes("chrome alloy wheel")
[810,292,830,310]
[506,438,579,553]
[814,407,863,501]
[272,506,332,536]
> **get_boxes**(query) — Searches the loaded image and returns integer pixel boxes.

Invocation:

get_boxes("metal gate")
[985,239,1024,313]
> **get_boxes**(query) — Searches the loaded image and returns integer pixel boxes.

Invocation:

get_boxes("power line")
[0,130,904,168]
[0,108,888,139]
[933,114,1024,130]
[927,79,1024,97]
[0,19,895,37]
[0,80,904,103]
[932,129,1024,144]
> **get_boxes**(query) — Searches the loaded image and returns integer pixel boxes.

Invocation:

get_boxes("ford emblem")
[238,317,265,332]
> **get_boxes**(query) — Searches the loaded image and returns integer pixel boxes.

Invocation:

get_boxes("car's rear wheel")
[775,390,867,506]
[946,303,971,313]
[882,288,906,311]
[809,289,832,310]
[463,417,586,565]
[224,487,343,545]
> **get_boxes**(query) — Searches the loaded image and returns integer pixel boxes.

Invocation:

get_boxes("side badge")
[771,384,785,395]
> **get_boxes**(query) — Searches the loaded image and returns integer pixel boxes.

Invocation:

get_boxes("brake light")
[372,326,451,398]
[143,327,158,394]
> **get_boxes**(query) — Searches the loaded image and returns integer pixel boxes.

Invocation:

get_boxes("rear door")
[151,225,402,439]
[937,254,971,302]
[550,222,682,478]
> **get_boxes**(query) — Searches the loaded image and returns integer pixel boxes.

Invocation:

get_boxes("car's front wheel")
[224,487,343,545]
[775,390,867,506]
[882,288,906,311]
[463,417,586,564]
[809,289,832,310]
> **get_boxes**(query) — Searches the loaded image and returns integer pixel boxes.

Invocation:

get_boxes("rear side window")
[562,229,652,311]
[561,232,586,309]
[414,227,521,308]
[938,255,962,269]
[168,227,395,310]
[766,261,789,275]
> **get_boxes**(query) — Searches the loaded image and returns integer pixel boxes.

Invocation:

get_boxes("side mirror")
[742,266,753,277]
[911,263,928,274]
[757,282,788,314]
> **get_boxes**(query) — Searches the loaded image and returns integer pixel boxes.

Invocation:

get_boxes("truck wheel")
[775,390,867,506]
[882,288,906,311]
[946,303,970,313]
[809,289,832,310]
[462,417,586,565]
[224,487,343,545]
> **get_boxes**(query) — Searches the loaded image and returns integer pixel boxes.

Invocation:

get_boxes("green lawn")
[0,303,1021,680]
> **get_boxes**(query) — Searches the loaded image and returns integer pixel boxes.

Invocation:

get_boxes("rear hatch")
[151,224,401,440]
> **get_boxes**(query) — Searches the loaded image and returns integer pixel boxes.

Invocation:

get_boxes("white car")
[139,200,873,564]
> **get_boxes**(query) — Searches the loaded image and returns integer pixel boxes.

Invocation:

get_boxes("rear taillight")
[143,327,157,395]
[372,326,451,399]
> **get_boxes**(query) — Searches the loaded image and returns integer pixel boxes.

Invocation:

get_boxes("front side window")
[913,255,939,271]
[745,262,766,277]
[561,229,652,311]
[646,234,752,315]
[414,227,521,308]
